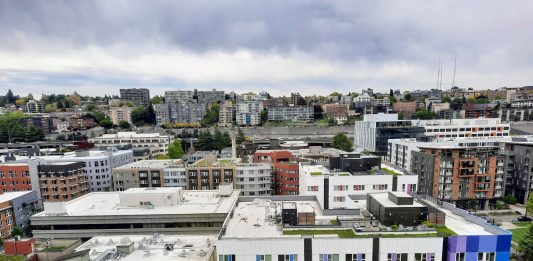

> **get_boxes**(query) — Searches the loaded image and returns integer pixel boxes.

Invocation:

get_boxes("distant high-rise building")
[109,106,133,125]
[291,92,302,106]
[219,100,235,127]
[268,105,314,122]
[120,88,150,108]
[354,113,425,156]
[153,103,170,126]
[25,100,44,114]
[236,100,262,126]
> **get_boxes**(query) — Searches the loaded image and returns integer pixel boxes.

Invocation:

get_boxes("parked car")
[517,216,532,222]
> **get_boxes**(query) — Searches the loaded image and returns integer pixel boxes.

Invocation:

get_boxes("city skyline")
[1,1,533,97]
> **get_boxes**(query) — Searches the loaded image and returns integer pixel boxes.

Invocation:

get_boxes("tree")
[151,96,163,104]
[197,130,215,150]
[332,133,353,152]
[145,105,156,124]
[10,226,23,237]
[260,109,268,124]
[297,97,307,105]
[503,195,518,205]
[213,128,224,151]
[412,109,437,120]
[5,89,15,104]
[0,112,26,143]
[156,154,171,160]
[131,106,146,126]
[527,192,533,218]
[15,98,25,106]
[518,224,533,260]
[451,97,464,110]
[168,140,184,159]
[99,118,113,129]
[237,128,245,144]
[403,93,412,101]
[85,104,97,112]
[203,103,220,126]
[222,131,232,148]
[441,96,452,103]
[24,125,40,142]
[389,89,394,97]
[118,120,131,129]
[44,103,57,113]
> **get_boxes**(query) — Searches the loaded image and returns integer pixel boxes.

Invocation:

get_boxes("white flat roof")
[0,191,33,203]
[96,132,168,139]
[223,199,324,239]
[34,190,239,217]
[114,160,183,169]
[422,199,492,236]
[122,187,183,194]
[75,234,217,261]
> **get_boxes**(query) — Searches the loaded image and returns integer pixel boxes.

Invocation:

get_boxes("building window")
[257,255,271,261]
[455,253,465,261]
[307,186,319,192]
[388,253,407,261]
[319,254,339,261]
[477,252,495,261]
[333,196,345,202]
[219,255,236,261]
[415,253,435,261]
[353,185,365,191]
[278,254,297,261]
[333,185,348,191]
[346,254,365,261]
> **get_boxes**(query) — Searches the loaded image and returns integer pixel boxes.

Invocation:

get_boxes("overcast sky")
[1,0,532,97]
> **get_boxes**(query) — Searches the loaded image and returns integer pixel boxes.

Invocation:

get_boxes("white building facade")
[235,163,272,196]
[298,164,418,209]
[26,150,134,195]
[412,118,510,139]
[89,131,172,158]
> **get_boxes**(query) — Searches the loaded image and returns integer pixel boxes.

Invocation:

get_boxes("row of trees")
[197,129,233,151]
[516,192,533,260]
[0,112,45,143]
[331,132,353,152]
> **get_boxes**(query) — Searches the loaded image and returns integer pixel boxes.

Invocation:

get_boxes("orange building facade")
[0,164,32,193]
[255,150,300,195]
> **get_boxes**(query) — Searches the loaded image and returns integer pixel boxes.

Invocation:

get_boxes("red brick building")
[0,164,32,193]
[255,150,300,195]
[4,237,35,255]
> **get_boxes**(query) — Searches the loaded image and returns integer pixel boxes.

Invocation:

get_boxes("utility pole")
[451,56,457,89]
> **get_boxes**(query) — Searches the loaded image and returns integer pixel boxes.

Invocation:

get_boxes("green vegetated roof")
[282,229,448,238]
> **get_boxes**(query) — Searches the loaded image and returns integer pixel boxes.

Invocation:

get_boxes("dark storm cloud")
[1,1,530,62]
[0,0,532,95]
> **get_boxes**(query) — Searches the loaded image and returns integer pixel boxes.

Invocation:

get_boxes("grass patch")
[0,255,27,261]
[283,229,441,238]
[511,226,529,242]
[354,233,439,238]
[434,225,458,236]
[512,222,533,227]
[41,246,66,252]
[381,167,399,175]
[330,219,338,225]
[283,229,356,238]
[309,172,323,176]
